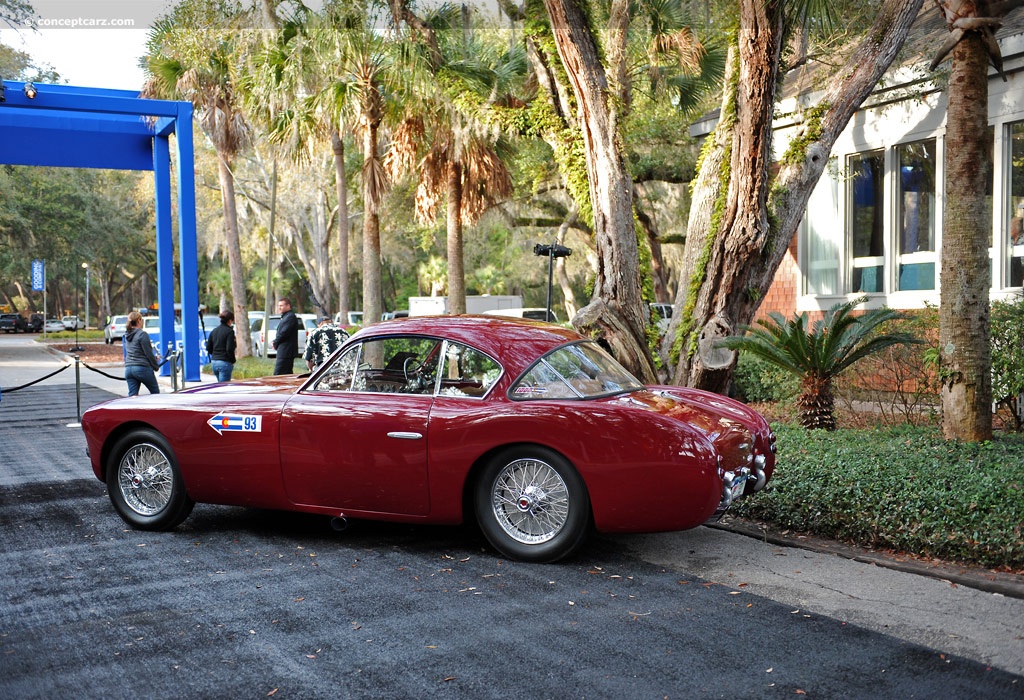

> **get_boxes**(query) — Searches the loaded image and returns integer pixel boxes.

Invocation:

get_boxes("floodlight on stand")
[533,242,572,323]
[23,81,37,99]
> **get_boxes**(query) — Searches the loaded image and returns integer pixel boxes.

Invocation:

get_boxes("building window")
[896,140,937,291]
[804,161,840,295]
[849,150,885,293]
[1007,123,1024,287]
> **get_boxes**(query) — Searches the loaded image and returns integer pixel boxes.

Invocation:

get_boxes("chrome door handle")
[387,431,423,440]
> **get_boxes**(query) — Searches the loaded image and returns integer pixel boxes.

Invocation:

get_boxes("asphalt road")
[1,336,1023,699]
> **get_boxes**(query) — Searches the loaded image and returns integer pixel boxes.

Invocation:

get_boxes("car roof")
[352,315,583,374]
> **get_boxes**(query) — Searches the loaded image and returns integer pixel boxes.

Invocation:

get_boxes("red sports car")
[82,316,776,563]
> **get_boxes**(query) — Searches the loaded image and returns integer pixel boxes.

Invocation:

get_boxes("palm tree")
[927,0,1016,441]
[388,1,518,314]
[719,297,921,430]
[143,0,253,357]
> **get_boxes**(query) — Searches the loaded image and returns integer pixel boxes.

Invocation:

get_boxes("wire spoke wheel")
[106,429,194,530]
[476,447,590,563]
[491,458,570,544]
[117,442,174,517]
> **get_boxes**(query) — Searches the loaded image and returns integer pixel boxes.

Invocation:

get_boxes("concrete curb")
[711,516,1024,600]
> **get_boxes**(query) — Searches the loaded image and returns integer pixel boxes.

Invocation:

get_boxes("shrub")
[991,294,1024,431]
[731,424,1024,570]
[834,305,940,427]
[733,352,799,403]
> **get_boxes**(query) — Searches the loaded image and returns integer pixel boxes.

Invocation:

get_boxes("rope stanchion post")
[169,352,179,392]
[66,355,83,428]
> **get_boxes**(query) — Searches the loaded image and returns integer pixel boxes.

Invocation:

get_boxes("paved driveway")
[2,338,1022,698]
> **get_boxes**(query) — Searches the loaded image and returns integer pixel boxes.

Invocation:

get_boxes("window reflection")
[896,140,936,291]
[849,151,885,293]
[1008,123,1024,287]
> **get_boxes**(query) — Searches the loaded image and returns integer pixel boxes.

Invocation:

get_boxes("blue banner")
[31,259,45,292]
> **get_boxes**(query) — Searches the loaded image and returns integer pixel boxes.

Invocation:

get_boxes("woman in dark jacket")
[206,310,237,382]
[123,311,161,396]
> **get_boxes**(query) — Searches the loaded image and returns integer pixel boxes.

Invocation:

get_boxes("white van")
[482,307,558,322]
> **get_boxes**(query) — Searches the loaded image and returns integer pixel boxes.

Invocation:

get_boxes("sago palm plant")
[719,297,920,430]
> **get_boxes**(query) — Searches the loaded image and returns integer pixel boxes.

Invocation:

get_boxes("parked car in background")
[650,302,673,333]
[0,313,28,333]
[334,311,363,326]
[43,317,66,333]
[61,315,84,330]
[28,314,43,332]
[199,314,221,340]
[381,310,409,321]
[81,316,776,563]
[104,315,130,344]
[483,307,558,322]
[251,313,317,358]
[144,317,211,364]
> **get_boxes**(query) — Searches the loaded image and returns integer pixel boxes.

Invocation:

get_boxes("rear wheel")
[106,429,194,530]
[474,446,590,563]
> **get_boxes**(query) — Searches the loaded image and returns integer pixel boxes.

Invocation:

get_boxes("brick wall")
[754,233,800,322]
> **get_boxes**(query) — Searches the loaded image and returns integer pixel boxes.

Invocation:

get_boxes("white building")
[721,9,1024,319]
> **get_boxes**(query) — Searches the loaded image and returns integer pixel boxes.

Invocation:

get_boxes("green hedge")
[731,424,1024,570]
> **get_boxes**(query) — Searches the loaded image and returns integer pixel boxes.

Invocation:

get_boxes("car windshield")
[511,341,644,400]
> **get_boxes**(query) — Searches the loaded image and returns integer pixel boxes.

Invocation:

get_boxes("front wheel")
[106,429,194,530]
[474,446,590,563]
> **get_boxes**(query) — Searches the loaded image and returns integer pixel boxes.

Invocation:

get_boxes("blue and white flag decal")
[208,414,263,435]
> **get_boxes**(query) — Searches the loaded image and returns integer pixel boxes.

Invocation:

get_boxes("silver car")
[104,314,129,344]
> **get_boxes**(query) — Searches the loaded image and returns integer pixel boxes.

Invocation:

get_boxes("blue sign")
[31,259,45,291]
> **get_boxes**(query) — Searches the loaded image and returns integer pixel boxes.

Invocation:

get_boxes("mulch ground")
[49,341,126,364]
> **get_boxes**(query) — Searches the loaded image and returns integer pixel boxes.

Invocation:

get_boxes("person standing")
[272,297,299,375]
[304,317,349,370]
[123,311,161,396]
[205,310,237,382]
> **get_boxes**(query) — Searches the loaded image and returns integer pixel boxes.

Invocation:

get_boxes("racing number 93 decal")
[207,414,263,435]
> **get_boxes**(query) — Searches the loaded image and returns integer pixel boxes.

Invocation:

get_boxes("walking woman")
[205,310,237,382]
[123,311,161,396]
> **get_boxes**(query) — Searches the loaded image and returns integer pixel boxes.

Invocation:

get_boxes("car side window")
[437,342,501,398]
[311,336,443,395]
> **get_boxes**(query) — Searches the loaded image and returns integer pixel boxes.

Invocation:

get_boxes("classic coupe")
[82,316,776,563]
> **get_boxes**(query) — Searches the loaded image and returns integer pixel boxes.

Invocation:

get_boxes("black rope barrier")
[2,351,185,409]
[80,361,128,382]
[0,363,71,393]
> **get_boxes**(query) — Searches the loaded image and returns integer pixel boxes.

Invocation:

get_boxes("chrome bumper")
[712,463,767,519]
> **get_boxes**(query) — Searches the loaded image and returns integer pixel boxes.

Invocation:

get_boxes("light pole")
[81,262,90,331]
[70,265,83,352]
[533,243,572,322]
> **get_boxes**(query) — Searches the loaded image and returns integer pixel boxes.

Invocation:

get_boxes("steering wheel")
[403,355,426,392]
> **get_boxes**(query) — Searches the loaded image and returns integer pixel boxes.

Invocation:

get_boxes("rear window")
[511,341,644,400]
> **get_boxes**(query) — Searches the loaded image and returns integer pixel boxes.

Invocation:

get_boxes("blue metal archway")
[0,80,201,381]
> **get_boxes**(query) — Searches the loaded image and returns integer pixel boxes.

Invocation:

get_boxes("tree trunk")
[447,162,467,315]
[940,31,993,441]
[634,182,672,304]
[216,153,252,357]
[362,122,383,325]
[542,0,657,382]
[665,0,924,392]
[333,129,350,320]
[556,208,579,318]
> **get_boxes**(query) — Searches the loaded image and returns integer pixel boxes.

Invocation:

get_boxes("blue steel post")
[153,133,175,376]
[175,102,201,382]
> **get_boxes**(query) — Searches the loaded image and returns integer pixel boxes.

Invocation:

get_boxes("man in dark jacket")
[272,297,299,375]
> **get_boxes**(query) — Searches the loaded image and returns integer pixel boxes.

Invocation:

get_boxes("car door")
[278,335,441,516]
